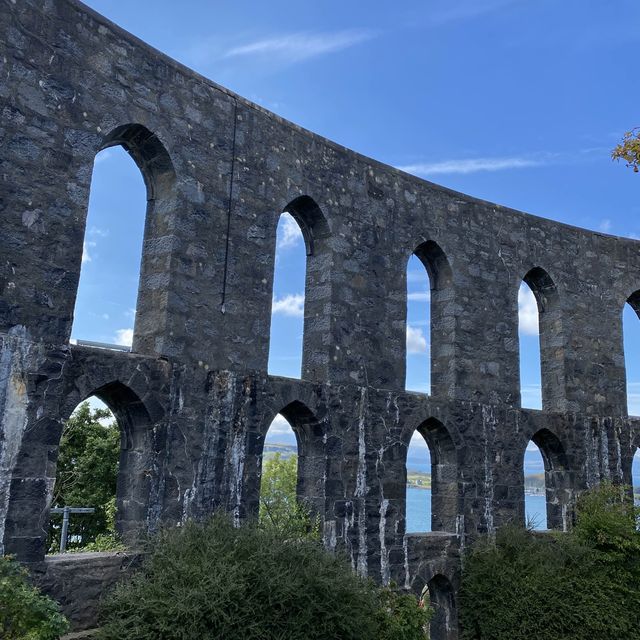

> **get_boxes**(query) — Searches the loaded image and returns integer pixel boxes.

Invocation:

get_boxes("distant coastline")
[265,443,640,498]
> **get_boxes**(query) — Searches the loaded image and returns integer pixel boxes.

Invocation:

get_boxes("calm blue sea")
[406,487,548,532]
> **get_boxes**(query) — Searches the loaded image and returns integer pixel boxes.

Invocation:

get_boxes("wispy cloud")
[627,382,640,417]
[272,293,305,317]
[267,413,295,436]
[82,241,95,264]
[399,155,546,177]
[114,328,133,347]
[223,29,376,63]
[598,218,612,233]
[518,284,539,336]
[407,325,428,354]
[277,212,303,250]
[399,145,608,178]
[408,291,430,303]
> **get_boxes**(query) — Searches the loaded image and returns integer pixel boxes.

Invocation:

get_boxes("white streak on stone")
[0,327,31,554]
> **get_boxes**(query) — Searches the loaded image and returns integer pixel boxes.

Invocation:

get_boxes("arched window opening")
[71,146,146,349]
[48,396,119,553]
[519,267,563,411]
[260,403,325,534]
[405,418,457,533]
[260,413,300,530]
[518,281,542,409]
[268,196,330,381]
[49,381,156,553]
[268,213,306,378]
[424,575,458,640]
[406,241,453,398]
[405,254,430,393]
[623,293,640,416]
[524,441,547,530]
[524,429,570,531]
[406,431,432,532]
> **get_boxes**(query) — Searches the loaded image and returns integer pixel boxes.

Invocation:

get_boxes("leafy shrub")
[99,515,428,640]
[0,555,69,639]
[460,484,640,640]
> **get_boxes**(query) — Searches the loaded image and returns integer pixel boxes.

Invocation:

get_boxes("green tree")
[612,128,640,172]
[48,401,120,551]
[259,452,319,539]
[0,555,69,639]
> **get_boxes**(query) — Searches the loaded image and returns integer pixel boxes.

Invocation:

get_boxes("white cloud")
[627,382,640,416]
[277,212,303,250]
[521,384,542,410]
[598,218,612,233]
[125,308,137,319]
[407,325,428,354]
[88,226,109,238]
[272,293,305,317]
[407,270,426,283]
[114,328,133,347]
[399,156,546,177]
[409,431,428,448]
[518,285,539,336]
[267,414,295,435]
[93,148,113,165]
[408,291,431,302]
[81,241,95,264]
[223,29,376,63]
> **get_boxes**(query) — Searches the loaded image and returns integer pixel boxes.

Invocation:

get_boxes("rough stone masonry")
[1,1,639,638]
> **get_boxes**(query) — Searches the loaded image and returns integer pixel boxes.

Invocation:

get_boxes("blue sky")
[76,0,640,482]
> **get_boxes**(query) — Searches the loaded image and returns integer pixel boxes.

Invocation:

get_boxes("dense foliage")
[460,484,640,640]
[0,555,69,639]
[612,127,640,172]
[48,401,121,552]
[259,452,319,539]
[98,515,430,640]
[377,585,432,640]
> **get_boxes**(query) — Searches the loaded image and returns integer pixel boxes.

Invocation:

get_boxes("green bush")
[98,515,429,640]
[0,555,69,640]
[460,484,640,640]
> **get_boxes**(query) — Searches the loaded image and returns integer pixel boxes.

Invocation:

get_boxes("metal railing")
[50,506,96,552]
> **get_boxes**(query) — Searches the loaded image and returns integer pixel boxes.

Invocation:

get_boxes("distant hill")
[525,473,545,494]
[263,442,297,459]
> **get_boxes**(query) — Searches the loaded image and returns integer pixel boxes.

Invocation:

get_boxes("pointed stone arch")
[71,123,178,357]
[269,195,331,382]
[527,427,572,530]
[260,400,326,520]
[406,417,458,533]
[408,240,454,398]
[520,267,565,412]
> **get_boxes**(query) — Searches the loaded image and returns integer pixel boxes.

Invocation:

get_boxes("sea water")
[405,487,548,533]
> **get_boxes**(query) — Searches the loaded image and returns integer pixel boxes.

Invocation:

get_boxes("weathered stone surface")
[33,551,141,632]
[1,1,639,638]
